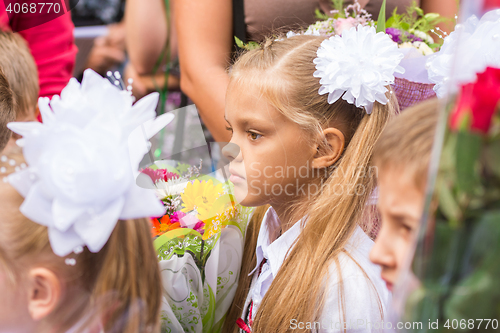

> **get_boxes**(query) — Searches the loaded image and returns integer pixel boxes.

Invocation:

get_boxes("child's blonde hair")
[0,32,39,118]
[373,97,439,190]
[0,67,14,151]
[224,35,398,333]
[0,182,162,333]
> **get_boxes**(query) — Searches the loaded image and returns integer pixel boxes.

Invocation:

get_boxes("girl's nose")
[369,228,396,269]
[221,142,241,162]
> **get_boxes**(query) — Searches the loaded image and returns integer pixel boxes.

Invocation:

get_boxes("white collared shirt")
[241,207,390,332]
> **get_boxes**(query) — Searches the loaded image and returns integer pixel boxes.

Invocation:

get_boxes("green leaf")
[331,0,344,12]
[234,36,245,49]
[415,7,424,16]
[376,0,387,33]
[485,138,500,179]
[385,16,395,28]
[437,178,461,224]
[247,41,260,50]
[315,8,329,20]
[444,211,500,320]
[455,131,482,195]
[424,13,440,21]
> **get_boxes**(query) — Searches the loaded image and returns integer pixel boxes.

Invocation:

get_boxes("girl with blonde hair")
[222,26,403,332]
[0,70,167,333]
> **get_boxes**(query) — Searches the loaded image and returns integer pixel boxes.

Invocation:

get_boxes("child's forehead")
[377,161,427,193]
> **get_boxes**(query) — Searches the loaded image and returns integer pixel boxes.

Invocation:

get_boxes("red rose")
[450,67,500,134]
[483,0,500,11]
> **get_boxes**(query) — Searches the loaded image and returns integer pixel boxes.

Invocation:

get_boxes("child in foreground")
[0,70,165,333]
[222,25,404,332]
[370,98,439,292]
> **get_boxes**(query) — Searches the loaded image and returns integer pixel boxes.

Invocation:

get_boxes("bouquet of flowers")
[279,0,447,111]
[384,3,444,56]
[399,5,500,332]
[140,160,254,333]
[303,0,374,37]
[382,1,447,110]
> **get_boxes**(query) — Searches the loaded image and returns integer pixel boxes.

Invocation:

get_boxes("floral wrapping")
[156,207,253,333]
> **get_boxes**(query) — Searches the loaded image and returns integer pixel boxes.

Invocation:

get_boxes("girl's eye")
[400,223,413,235]
[225,126,233,133]
[248,131,262,141]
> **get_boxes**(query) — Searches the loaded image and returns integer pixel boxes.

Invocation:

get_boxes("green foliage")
[376,0,386,33]
[331,0,344,13]
[385,0,447,34]
[455,131,482,195]
[315,8,330,20]
[234,36,260,51]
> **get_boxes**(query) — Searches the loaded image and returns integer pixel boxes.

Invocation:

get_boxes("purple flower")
[385,27,423,44]
[386,27,402,43]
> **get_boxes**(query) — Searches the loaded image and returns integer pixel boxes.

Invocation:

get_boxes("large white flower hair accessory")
[7,69,171,257]
[313,25,405,114]
[426,9,500,98]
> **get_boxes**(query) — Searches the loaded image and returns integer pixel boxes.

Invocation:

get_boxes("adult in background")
[71,0,127,78]
[128,0,457,142]
[175,0,457,142]
[125,0,180,100]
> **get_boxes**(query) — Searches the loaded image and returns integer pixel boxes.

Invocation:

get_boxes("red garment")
[0,1,77,101]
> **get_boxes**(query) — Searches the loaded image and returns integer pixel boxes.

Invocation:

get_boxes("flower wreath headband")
[313,25,405,114]
[6,69,172,257]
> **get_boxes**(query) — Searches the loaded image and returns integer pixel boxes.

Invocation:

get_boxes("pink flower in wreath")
[334,17,357,35]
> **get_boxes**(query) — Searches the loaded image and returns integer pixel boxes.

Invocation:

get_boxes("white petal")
[119,184,165,220]
[7,121,43,138]
[48,226,86,257]
[132,92,159,116]
[52,199,86,232]
[38,97,55,124]
[19,183,54,227]
[143,112,175,139]
[7,168,36,198]
[81,69,106,93]
[74,197,125,253]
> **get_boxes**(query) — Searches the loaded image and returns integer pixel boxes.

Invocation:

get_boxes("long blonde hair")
[0,182,162,333]
[223,35,398,332]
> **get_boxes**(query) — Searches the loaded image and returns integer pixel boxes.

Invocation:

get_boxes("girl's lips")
[228,167,246,183]
[384,280,393,292]
[229,173,246,184]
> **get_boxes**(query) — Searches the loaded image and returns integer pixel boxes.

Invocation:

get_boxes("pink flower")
[170,211,186,223]
[193,222,205,234]
[483,0,500,12]
[140,168,180,184]
[334,17,357,35]
[450,67,500,134]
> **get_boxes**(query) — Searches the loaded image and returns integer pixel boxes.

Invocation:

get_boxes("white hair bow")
[7,69,171,256]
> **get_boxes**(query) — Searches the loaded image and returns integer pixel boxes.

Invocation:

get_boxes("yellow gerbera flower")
[181,179,224,221]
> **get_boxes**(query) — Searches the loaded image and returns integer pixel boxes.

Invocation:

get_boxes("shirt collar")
[249,206,303,277]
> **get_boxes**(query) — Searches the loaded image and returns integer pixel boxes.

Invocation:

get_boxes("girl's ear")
[27,267,61,321]
[312,128,345,169]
